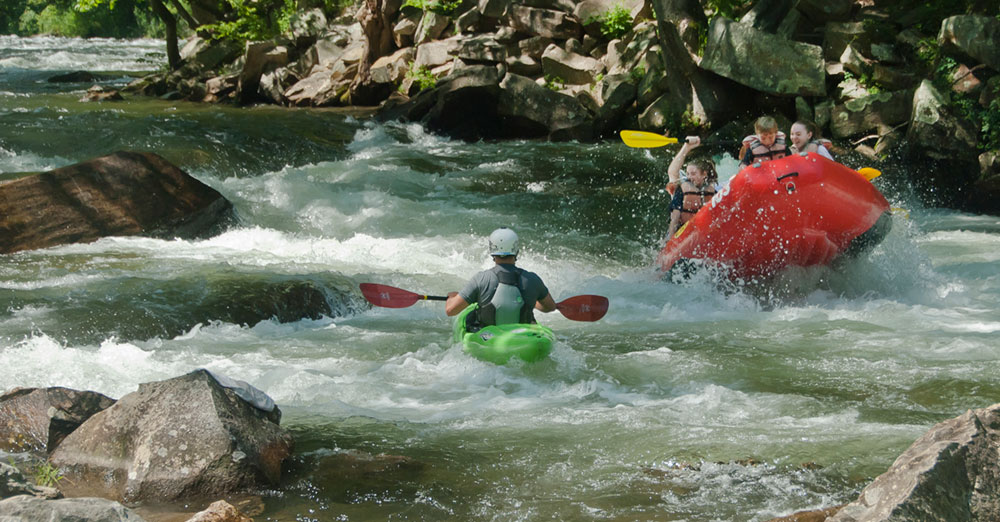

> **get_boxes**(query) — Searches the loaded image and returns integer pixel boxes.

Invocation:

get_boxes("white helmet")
[488,227,519,256]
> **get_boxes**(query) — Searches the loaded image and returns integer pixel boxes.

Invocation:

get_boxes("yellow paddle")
[620,130,679,148]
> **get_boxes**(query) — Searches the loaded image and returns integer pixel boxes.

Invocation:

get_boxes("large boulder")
[829,89,914,139]
[938,15,1000,71]
[700,17,826,97]
[497,73,594,140]
[0,495,144,521]
[50,370,292,504]
[0,387,115,454]
[541,44,605,84]
[969,151,1000,215]
[906,79,979,161]
[507,5,583,40]
[830,403,1000,521]
[0,151,234,255]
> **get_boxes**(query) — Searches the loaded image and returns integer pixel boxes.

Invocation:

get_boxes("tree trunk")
[167,0,201,31]
[349,0,396,106]
[150,0,180,69]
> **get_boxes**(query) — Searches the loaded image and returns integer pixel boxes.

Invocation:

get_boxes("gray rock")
[457,35,507,63]
[507,5,583,40]
[830,403,1000,521]
[393,11,421,48]
[50,370,292,503]
[701,17,825,97]
[0,495,144,521]
[415,11,451,44]
[371,47,417,84]
[0,152,234,255]
[498,73,594,140]
[415,37,463,69]
[541,44,605,84]
[479,0,508,18]
[1,462,61,500]
[0,387,115,455]
[906,79,978,161]
[938,15,1000,71]
[830,89,913,139]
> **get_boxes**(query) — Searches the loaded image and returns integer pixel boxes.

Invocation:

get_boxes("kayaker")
[738,116,789,167]
[445,227,557,328]
[789,120,834,160]
[665,137,718,239]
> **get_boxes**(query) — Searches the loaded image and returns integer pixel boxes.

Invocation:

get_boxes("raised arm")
[667,136,701,184]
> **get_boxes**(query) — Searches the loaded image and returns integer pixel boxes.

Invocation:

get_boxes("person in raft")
[665,136,718,239]
[789,119,834,160]
[738,115,789,168]
[446,227,557,329]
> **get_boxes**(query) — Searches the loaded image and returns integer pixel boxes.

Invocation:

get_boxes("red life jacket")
[678,182,715,224]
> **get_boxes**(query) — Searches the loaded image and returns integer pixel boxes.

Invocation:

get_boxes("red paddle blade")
[556,295,609,322]
[360,283,422,308]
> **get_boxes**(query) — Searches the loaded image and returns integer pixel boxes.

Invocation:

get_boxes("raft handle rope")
[776,172,799,182]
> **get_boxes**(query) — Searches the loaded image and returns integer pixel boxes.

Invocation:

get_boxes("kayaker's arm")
[445,292,467,316]
[535,293,557,313]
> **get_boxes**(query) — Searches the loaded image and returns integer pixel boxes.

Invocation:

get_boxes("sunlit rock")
[829,89,913,139]
[0,387,115,455]
[906,79,978,161]
[701,17,825,97]
[507,5,582,40]
[0,151,234,255]
[50,370,292,504]
[185,499,252,522]
[938,15,1000,71]
[0,495,143,521]
[830,403,1000,521]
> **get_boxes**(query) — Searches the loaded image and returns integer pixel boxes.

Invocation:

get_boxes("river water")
[2,36,1000,521]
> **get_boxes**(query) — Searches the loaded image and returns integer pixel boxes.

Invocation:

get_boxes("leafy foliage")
[587,3,631,40]
[9,0,153,37]
[32,462,64,487]
[404,63,437,92]
[544,75,564,91]
[198,0,292,42]
[704,0,750,20]
[402,0,463,16]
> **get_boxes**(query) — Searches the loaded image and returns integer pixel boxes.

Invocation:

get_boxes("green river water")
[2,36,1000,521]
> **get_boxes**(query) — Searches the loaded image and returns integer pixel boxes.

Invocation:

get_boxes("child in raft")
[789,119,835,160]
[738,115,789,168]
[665,136,718,239]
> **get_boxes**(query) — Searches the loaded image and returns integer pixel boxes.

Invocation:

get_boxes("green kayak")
[453,303,555,364]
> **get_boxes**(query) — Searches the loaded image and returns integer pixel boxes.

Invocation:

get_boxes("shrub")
[597,4,631,40]
[404,63,437,92]
[402,0,462,15]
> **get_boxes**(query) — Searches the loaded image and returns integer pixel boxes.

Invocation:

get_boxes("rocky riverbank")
[5,372,1000,521]
[113,0,1000,214]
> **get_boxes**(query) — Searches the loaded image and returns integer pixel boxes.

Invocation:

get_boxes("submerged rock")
[0,387,115,454]
[0,151,234,255]
[50,370,292,504]
[0,495,145,521]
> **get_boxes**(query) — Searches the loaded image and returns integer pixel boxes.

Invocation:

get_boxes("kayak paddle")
[360,283,609,322]
[620,130,740,149]
[620,130,678,148]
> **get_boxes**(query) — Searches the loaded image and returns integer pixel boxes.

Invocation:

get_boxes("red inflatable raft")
[658,152,892,279]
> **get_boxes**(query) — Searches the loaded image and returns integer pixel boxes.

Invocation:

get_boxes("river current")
[2,36,1000,521]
